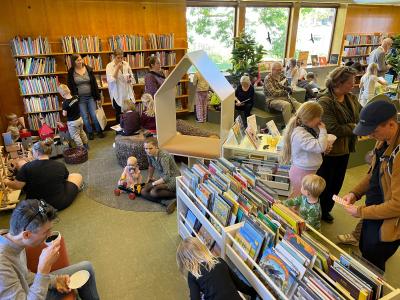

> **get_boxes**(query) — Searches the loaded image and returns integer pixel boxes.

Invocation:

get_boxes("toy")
[114,156,143,200]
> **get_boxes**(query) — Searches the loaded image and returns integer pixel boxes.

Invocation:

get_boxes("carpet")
[63,138,165,212]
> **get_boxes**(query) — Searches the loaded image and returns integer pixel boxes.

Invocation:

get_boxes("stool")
[115,133,149,170]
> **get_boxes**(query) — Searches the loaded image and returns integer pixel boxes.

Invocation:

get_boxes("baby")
[281,174,326,230]
[114,156,143,199]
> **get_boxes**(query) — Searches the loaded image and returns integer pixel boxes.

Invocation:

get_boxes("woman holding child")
[67,54,104,140]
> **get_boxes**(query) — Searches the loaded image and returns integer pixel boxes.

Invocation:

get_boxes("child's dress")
[193,71,210,122]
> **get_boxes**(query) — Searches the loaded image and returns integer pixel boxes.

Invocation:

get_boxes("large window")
[295,7,336,62]
[245,7,290,60]
[186,6,235,71]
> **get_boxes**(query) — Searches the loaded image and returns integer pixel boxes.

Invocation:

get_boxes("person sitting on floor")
[140,93,156,133]
[0,199,100,300]
[264,62,301,125]
[120,99,140,136]
[176,237,257,300]
[141,137,180,214]
[4,138,83,211]
[114,156,143,199]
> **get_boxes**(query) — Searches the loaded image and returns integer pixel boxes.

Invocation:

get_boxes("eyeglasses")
[23,200,49,231]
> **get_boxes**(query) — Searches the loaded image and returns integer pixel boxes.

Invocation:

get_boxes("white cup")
[45,231,61,246]
[327,134,337,146]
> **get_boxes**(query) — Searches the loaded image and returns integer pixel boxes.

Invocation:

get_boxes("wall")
[0,0,186,134]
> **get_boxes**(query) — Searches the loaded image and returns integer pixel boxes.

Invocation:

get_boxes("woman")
[141,137,180,214]
[144,56,166,97]
[140,93,156,132]
[359,63,387,107]
[316,66,362,223]
[67,54,104,140]
[176,237,256,300]
[106,48,135,123]
[234,75,254,125]
[4,138,83,210]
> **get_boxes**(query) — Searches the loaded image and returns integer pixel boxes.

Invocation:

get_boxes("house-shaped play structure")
[154,50,235,161]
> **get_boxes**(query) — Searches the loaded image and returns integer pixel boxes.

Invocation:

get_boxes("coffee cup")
[45,231,61,246]
[327,134,337,146]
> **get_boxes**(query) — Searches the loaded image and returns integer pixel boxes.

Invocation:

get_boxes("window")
[295,7,337,62]
[245,7,290,60]
[186,6,236,71]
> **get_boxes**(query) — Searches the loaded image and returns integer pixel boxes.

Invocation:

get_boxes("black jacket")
[67,65,100,100]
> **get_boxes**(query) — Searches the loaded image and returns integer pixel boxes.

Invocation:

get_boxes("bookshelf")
[10,34,188,129]
[176,160,400,300]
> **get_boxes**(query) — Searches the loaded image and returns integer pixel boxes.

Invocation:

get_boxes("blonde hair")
[366,63,378,76]
[240,75,251,85]
[6,113,18,121]
[57,84,69,96]
[302,174,326,198]
[176,237,218,279]
[121,99,135,113]
[325,66,357,90]
[32,138,53,156]
[280,101,323,165]
[141,93,155,117]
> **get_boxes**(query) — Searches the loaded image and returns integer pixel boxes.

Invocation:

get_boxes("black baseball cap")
[353,100,397,136]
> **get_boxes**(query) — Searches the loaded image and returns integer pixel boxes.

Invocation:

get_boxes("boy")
[5,113,25,143]
[297,72,319,100]
[58,84,88,148]
[282,174,326,230]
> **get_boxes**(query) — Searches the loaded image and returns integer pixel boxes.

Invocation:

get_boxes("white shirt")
[359,74,378,107]
[106,60,135,107]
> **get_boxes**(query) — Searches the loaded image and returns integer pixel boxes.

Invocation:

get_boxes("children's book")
[329,54,339,65]
[311,55,319,66]
[197,225,215,249]
[245,126,260,149]
[319,56,327,66]
[297,51,309,66]
[283,229,317,268]
[211,195,232,230]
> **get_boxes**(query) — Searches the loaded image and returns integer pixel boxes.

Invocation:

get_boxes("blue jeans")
[79,96,102,134]
[46,261,100,300]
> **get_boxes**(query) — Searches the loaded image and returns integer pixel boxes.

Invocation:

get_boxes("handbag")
[96,103,107,130]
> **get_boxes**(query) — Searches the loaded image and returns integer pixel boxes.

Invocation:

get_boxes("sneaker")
[97,131,105,138]
[165,199,177,214]
[88,133,94,140]
[337,233,359,246]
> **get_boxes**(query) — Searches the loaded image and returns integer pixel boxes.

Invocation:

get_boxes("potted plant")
[386,35,400,78]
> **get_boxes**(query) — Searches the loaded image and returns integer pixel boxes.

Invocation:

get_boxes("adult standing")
[235,75,254,126]
[264,62,301,125]
[4,139,83,211]
[67,54,104,140]
[343,100,400,271]
[144,56,166,97]
[316,66,362,223]
[141,138,180,214]
[106,49,135,124]
[369,38,393,77]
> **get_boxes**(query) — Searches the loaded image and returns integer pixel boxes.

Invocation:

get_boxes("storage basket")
[63,147,88,164]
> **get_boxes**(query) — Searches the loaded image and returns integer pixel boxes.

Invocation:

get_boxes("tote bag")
[96,104,107,130]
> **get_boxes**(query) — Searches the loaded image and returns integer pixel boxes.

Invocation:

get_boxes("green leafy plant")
[386,35,400,76]
[229,32,266,85]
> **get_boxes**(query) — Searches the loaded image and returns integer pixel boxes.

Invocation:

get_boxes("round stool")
[115,134,149,170]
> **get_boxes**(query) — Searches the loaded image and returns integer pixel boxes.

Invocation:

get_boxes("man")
[369,38,393,77]
[0,199,100,299]
[106,48,135,124]
[263,62,301,124]
[343,100,400,271]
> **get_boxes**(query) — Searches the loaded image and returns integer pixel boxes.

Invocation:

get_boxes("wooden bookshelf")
[17,71,68,77]
[24,109,61,114]
[20,91,58,97]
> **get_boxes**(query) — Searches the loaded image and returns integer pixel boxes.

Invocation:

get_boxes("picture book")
[329,54,339,65]
[247,114,257,133]
[245,126,260,149]
[266,120,280,137]
[197,225,215,249]
[319,56,327,66]
[211,195,232,231]
[297,51,309,66]
[283,229,317,268]
[275,243,307,278]
[210,242,221,256]
[232,122,243,145]
[272,203,305,234]
[311,55,319,66]
[185,209,199,233]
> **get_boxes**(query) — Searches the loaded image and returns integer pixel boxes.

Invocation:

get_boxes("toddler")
[6,113,25,143]
[58,84,88,148]
[281,101,328,197]
[115,156,143,199]
[282,174,326,230]
[193,71,210,123]
[359,63,387,107]
[120,99,140,136]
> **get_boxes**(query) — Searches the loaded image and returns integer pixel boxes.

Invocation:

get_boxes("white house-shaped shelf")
[154,50,235,160]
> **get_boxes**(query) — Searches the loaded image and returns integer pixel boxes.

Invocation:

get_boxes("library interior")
[1,0,400,299]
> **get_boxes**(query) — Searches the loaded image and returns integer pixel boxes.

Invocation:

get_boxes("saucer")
[68,270,90,289]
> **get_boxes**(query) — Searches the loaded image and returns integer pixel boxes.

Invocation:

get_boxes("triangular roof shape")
[154,50,235,159]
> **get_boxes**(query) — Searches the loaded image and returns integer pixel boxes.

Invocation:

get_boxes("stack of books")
[18,76,58,95]
[108,35,145,51]
[10,36,52,56]
[27,112,60,130]
[23,95,59,113]
[147,33,174,49]
[15,57,56,75]
[61,35,102,53]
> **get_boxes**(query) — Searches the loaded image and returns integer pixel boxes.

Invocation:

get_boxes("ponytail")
[280,116,299,165]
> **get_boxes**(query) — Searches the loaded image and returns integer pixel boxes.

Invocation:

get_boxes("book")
[245,126,260,149]
[266,120,280,137]
[297,51,309,66]
[185,209,199,233]
[319,56,327,66]
[311,55,319,66]
[283,230,317,268]
[329,54,339,65]
[197,225,215,249]
[210,195,232,231]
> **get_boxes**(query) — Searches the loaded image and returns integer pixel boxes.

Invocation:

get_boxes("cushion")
[161,135,220,159]
[115,133,149,170]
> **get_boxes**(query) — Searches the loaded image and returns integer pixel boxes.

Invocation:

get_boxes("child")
[58,84,88,148]
[282,174,326,230]
[359,63,387,107]
[281,101,328,197]
[120,99,140,136]
[176,237,257,300]
[140,93,156,133]
[193,71,210,122]
[5,113,25,143]
[114,156,143,199]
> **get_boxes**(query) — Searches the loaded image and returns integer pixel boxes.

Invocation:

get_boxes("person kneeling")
[0,199,100,300]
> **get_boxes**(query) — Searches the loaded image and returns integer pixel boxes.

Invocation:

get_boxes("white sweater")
[290,126,328,170]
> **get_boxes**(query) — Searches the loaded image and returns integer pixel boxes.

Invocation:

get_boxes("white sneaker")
[337,233,359,246]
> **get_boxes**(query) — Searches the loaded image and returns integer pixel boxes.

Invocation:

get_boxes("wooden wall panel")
[0,0,186,134]
[344,5,400,34]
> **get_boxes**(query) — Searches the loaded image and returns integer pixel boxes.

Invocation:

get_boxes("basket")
[63,147,88,164]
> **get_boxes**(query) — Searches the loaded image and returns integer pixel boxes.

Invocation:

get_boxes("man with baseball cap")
[342,100,400,271]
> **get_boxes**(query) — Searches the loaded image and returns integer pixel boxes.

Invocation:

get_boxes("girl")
[120,99,140,136]
[281,101,328,197]
[193,71,210,123]
[140,93,156,132]
[359,63,387,107]
[176,237,256,300]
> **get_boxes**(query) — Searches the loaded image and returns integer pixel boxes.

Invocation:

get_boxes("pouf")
[115,133,149,170]
[176,119,219,138]
[63,147,88,164]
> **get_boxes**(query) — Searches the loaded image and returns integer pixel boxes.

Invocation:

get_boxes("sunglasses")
[24,200,49,231]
